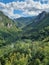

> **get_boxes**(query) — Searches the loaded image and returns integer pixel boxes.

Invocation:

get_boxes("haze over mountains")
[21,11,49,40]
[0,0,49,64]
[23,11,49,30]
[0,10,49,65]
[0,10,49,41]
[14,16,36,28]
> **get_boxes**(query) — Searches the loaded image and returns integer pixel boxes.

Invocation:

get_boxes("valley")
[0,11,49,65]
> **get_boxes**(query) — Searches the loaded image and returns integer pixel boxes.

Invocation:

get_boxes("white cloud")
[10,14,21,19]
[0,0,49,18]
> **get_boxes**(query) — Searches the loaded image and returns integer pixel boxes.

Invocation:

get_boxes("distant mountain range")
[23,11,49,30]
[0,11,49,65]
[14,16,36,28]
[21,11,49,41]
[0,11,49,42]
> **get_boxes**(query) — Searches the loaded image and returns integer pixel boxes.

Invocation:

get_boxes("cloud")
[0,0,49,19]
[0,2,21,19]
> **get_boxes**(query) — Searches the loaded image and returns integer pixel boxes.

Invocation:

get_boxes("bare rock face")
[7,23,12,28]
[35,11,46,22]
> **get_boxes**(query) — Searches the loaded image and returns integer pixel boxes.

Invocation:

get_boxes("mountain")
[34,11,46,22]
[22,11,49,30]
[0,11,14,27]
[21,11,49,41]
[14,16,36,28]
[0,11,49,42]
[0,11,21,47]
[0,10,49,65]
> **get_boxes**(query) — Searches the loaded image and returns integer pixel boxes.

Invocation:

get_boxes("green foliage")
[0,11,49,65]
[0,40,49,65]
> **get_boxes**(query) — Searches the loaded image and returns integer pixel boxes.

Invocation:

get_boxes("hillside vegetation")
[0,11,49,65]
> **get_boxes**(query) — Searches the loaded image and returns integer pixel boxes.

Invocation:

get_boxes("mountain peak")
[38,11,46,18]
[35,11,47,22]
[41,11,46,14]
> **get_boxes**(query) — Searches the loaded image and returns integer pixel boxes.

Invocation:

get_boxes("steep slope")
[23,11,49,30]
[21,11,49,40]
[0,11,21,47]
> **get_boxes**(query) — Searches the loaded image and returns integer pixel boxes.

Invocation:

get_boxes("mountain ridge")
[21,11,49,40]
[0,11,21,47]
[14,16,36,28]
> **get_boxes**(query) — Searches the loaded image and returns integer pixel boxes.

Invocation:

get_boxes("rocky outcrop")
[35,11,46,22]
[7,23,12,28]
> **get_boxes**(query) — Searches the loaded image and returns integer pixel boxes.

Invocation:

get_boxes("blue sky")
[0,0,49,19]
[14,10,23,15]
[0,0,25,3]
[0,0,48,4]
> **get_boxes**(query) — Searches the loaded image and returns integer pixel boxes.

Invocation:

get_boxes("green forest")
[0,11,49,65]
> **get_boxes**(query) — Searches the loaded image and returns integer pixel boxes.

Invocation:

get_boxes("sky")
[0,0,49,19]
